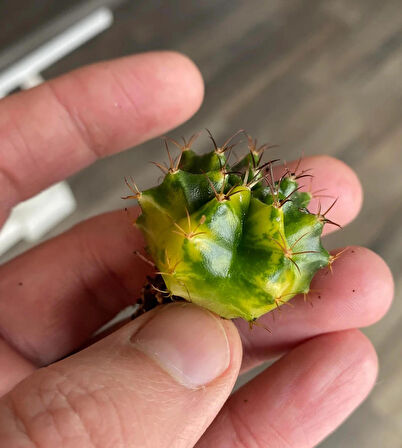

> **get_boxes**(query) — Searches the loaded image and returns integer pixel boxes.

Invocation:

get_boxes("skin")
[0,51,394,447]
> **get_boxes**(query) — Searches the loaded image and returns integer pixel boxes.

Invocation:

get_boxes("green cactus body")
[135,134,331,321]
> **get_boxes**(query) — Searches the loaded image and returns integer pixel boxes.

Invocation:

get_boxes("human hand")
[0,51,393,447]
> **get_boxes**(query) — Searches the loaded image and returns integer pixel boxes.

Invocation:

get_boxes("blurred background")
[0,0,401,446]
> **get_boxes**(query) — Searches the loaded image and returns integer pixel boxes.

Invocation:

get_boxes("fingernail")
[131,303,230,388]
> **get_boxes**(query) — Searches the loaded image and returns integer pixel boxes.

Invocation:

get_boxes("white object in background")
[0,7,114,255]
[0,182,76,256]
[20,73,45,90]
[0,7,113,98]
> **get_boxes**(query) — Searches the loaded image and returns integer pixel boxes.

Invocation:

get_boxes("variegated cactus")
[130,131,336,322]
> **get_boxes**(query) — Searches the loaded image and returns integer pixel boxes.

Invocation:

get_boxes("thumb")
[0,303,242,448]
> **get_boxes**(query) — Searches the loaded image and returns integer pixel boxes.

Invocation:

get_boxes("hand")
[0,51,393,448]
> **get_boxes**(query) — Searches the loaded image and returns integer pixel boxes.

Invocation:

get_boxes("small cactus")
[131,131,335,322]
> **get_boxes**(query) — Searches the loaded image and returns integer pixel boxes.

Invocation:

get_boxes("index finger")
[0,51,204,223]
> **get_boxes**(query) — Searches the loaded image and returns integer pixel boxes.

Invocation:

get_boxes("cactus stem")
[134,130,332,321]
[122,176,142,200]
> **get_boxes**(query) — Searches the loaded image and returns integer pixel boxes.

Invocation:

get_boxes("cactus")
[130,131,335,322]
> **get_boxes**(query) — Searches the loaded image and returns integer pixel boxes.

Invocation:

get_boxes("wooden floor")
[2,1,402,446]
